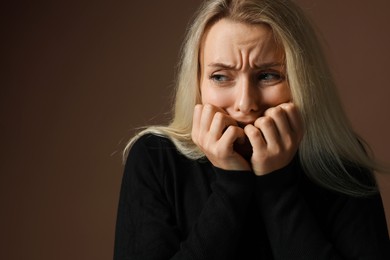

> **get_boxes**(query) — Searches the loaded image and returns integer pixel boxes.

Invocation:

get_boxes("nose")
[235,77,259,114]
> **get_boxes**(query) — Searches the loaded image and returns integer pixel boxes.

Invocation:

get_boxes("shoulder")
[125,133,181,167]
[121,134,181,188]
[132,133,174,148]
[128,133,177,157]
[122,133,212,199]
[124,133,198,177]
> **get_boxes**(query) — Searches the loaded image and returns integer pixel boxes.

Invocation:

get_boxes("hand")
[192,104,251,171]
[244,103,304,176]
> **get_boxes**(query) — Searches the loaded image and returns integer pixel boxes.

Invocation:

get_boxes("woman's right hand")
[192,104,251,171]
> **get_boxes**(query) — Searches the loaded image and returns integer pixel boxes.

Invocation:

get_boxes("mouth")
[237,121,254,128]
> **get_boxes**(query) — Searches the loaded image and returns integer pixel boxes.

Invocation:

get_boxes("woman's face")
[199,19,291,126]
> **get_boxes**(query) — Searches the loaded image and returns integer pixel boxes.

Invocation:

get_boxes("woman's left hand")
[244,102,304,176]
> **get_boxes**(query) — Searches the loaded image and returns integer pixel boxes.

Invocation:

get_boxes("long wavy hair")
[125,0,382,197]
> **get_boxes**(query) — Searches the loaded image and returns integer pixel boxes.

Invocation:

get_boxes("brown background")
[1,0,389,259]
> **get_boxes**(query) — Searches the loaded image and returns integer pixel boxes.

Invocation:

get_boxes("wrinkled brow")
[207,62,284,70]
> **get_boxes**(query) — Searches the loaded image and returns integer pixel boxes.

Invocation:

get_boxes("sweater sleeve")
[255,160,390,260]
[114,135,255,260]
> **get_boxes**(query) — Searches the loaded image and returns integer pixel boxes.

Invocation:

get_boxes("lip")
[230,113,260,128]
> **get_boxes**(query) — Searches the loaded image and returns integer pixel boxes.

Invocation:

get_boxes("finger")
[244,124,266,152]
[219,125,246,153]
[209,112,238,140]
[253,116,280,147]
[279,102,304,140]
[199,104,215,133]
[197,104,220,143]
[191,104,203,144]
[264,106,291,139]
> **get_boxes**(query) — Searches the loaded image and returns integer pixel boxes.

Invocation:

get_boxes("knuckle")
[214,111,225,122]
[244,125,259,136]
[270,145,282,155]
[203,103,214,113]
[284,104,297,115]
[224,125,235,135]
[256,116,273,128]
[229,125,242,134]
[265,106,282,117]
[194,103,203,111]
[280,102,294,110]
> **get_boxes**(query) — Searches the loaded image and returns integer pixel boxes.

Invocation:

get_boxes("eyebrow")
[207,62,284,70]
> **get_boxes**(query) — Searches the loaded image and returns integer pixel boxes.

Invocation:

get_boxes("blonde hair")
[125,0,382,197]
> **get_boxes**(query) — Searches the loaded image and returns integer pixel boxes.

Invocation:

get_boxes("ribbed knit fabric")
[114,134,390,259]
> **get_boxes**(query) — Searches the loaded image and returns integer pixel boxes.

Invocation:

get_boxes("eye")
[209,74,230,83]
[257,71,285,86]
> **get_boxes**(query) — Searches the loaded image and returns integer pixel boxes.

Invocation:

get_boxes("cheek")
[201,84,234,108]
[262,83,291,106]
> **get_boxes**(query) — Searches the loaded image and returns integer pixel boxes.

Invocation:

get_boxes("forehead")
[200,19,283,64]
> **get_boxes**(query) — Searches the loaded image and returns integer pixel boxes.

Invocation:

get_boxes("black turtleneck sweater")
[114,134,389,259]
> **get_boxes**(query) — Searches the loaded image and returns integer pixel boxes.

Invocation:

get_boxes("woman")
[114,0,389,259]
